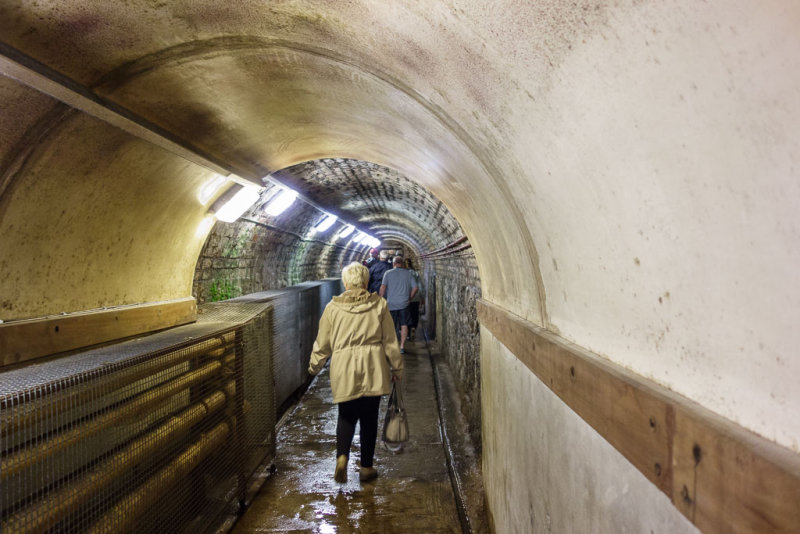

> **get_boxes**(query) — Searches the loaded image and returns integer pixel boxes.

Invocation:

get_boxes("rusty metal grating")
[0,307,276,533]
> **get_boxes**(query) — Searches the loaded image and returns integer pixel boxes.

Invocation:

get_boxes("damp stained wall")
[0,1,798,532]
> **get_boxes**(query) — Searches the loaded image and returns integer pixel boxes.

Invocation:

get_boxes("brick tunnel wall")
[192,188,366,303]
[195,222,484,451]
[192,181,484,452]
[427,253,482,450]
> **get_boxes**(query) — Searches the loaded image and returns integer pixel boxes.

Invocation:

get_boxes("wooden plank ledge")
[0,297,197,367]
[477,298,800,534]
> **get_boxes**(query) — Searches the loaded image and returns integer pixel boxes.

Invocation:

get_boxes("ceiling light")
[353,232,367,244]
[199,174,228,204]
[337,225,355,239]
[215,186,261,223]
[315,214,337,232]
[264,188,297,216]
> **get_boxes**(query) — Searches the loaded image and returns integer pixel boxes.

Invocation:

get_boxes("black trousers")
[336,395,382,468]
[409,301,420,329]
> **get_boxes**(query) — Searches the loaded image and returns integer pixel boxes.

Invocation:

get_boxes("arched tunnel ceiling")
[274,158,465,254]
[0,1,798,453]
[192,157,469,298]
[0,1,547,327]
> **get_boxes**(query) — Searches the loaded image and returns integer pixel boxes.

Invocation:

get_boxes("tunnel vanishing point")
[0,2,799,533]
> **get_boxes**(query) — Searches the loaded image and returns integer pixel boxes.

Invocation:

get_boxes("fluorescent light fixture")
[215,186,261,222]
[353,232,367,244]
[315,214,337,232]
[199,175,228,204]
[264,188,297,216]
[366,237,381,248]
[337,225,355,239]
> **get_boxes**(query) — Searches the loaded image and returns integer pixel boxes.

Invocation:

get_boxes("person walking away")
[405,259,424,340]
[368,249,391,293]
[308,262,403,483]
[380,256,418,353]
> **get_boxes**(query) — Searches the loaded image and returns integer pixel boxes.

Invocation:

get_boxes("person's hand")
[391,373,401,382]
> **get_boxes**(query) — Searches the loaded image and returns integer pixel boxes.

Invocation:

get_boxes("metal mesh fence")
[0,278,341,534]
[1,322,245,533]
[225,278,342,414]
[196,302,277,488]
[0,280,341,533]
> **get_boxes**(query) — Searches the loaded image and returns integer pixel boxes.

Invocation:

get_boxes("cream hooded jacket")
[308,289,403,403]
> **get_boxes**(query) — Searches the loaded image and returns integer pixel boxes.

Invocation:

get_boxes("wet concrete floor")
[231,338,469,533]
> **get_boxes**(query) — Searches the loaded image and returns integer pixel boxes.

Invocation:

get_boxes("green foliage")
[208,279,238,302]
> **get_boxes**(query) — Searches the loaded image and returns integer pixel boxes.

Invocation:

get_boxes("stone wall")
[429,252,482,450]
[193,198,484,455]
[193,186,368,303]
[191,178,483,452]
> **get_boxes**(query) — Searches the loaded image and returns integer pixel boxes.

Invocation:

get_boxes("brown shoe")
[359,466,378,482]
[334,455,348,483]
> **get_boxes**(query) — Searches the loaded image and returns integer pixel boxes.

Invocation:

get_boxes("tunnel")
[1,2,799,533]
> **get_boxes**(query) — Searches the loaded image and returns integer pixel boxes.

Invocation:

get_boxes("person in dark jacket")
[368,250,391,293]
[405,259,423,339]
[363,247,379,268]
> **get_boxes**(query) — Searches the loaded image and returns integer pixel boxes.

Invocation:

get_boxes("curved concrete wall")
[1,1,798,532]
[0,107,217,318]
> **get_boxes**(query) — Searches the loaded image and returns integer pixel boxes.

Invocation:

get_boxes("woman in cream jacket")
[308,262,404,483]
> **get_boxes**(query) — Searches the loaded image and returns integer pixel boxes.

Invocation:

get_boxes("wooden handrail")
[0,298,197,367]
[477,298,800,534]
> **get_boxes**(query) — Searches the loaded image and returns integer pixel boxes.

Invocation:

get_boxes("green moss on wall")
[208,278,239,302]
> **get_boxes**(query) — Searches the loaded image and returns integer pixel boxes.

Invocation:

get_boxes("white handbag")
[382,383,409,444]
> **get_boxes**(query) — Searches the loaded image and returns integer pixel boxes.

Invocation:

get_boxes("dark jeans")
[409,301,420,329]
[337,395,381,468]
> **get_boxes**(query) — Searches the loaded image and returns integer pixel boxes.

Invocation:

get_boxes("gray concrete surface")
[231,338,481,533]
